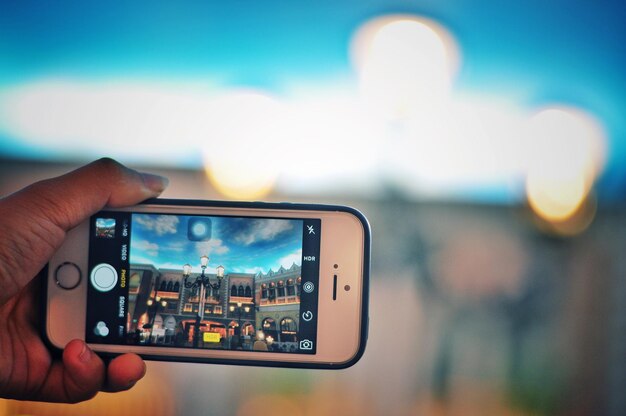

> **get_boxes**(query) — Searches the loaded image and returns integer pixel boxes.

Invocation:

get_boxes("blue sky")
[129,214,303,275]
[0,1,624,201]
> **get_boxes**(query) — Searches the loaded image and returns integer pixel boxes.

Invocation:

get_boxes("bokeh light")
[532,192,598,236]
[352,16,460,121]
[202,91,285,200]
[525,107,606,223]
[272,92,382,195]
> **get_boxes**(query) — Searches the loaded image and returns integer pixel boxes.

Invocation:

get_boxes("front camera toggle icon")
[300,339,314,350]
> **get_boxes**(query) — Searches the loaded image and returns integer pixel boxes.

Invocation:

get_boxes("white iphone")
[43,199,370,369]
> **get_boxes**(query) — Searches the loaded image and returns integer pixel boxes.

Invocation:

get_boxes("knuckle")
[94,157,125,178]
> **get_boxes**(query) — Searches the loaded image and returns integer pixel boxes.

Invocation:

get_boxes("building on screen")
[127,263,302,351]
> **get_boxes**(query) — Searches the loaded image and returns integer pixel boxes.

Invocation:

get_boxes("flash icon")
[307,225,315,235]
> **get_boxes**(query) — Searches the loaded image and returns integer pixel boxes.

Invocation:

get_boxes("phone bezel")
[42,199,370,369]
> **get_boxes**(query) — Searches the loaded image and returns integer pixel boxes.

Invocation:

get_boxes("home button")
[55,262,82,290]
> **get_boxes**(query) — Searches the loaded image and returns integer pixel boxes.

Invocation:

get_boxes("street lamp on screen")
[230,301,252,348]
[182,256,224,348]
[145,293,167,345]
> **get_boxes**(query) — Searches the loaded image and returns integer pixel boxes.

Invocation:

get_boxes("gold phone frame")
[45,201,369,368]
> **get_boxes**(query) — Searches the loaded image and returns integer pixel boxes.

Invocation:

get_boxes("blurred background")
[1,1,625,415]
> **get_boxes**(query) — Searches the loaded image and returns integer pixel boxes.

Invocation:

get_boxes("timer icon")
[302,310,314,321]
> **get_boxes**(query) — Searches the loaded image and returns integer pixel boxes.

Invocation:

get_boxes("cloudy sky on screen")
[129,214,303,275]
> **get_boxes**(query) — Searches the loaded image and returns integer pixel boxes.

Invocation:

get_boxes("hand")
[0,158,168,403]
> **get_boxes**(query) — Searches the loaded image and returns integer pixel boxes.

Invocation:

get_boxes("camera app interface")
[86,211,321,354]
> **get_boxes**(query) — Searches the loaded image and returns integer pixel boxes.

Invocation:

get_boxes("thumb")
[0,158,168,303]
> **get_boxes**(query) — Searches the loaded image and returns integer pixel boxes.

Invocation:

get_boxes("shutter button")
[54,262,82,290]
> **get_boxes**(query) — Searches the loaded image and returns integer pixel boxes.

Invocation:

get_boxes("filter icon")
[94,321,110,337]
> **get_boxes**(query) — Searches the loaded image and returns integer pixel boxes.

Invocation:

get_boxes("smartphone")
[43,199,370,369]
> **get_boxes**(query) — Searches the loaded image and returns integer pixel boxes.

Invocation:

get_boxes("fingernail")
[79,343,93,363]
[140,172,169,194]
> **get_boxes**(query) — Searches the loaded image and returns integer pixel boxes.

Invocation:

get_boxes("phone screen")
[85,211,321,354]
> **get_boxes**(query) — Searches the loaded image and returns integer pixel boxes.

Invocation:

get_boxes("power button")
[54,262,82,290]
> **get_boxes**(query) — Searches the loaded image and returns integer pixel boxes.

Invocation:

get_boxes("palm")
[0,274,147,403]
[0,278,61,401]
